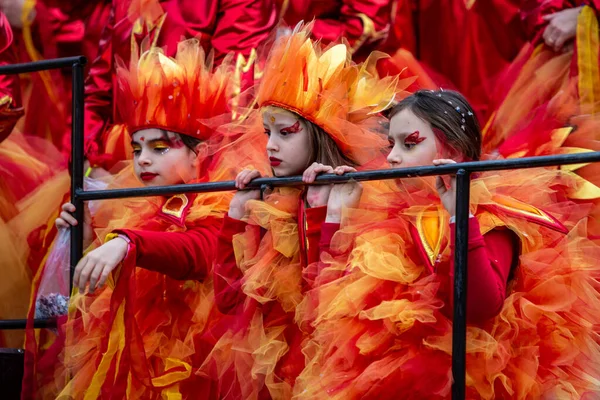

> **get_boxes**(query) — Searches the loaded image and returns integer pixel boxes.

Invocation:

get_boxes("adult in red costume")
[276,0,394,60]
[415,0,526,120]
[85,0,277,172]
[274,0,436,92]
[1,0,111,156]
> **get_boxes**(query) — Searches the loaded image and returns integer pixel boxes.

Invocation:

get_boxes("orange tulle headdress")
[115,37,234,141]
[256,22,405,164]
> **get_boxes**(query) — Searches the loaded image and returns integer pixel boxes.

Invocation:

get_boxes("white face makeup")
[387,108,440,168]
[131,128,198,186]
[262,106,312,177]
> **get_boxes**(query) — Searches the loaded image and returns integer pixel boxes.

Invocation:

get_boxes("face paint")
[140,136,145,142]
[160,131,186,150]
[404,130,426,145]
[280,121,302,134]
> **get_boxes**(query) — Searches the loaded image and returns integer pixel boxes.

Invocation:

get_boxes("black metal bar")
[413,0,421,60]
[0,56,86,75]
[0,318,57,330]
[69,61,86,292]
[451,170,471,400]
[77,151,600,201]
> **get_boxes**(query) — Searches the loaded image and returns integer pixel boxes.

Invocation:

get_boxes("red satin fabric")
[114,216,220,281]
[416,0,526,120]
[277,0,395,60]
[447,217,518,323]
[19,0,111,155]
[0,12,23,143]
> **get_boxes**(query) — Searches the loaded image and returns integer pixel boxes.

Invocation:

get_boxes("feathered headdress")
[115,37,234,140]
[256,22,405,164]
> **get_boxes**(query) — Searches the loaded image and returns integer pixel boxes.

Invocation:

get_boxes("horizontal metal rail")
[77,151,600,201]
[0,56,86,75]
[2,55,599,400]
[0,318,57,330]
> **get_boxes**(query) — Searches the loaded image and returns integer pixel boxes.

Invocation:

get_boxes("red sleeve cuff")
[305,206,328,234]
[220,214,249,240]
[319,222,340,249]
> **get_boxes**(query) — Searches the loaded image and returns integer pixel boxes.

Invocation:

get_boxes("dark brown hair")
[389,90,482,161]
[179,134,202,153]
[303,117,357,168]
[159,129,202,153]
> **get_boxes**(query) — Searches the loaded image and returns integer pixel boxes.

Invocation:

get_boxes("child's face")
[262,106,311,177]
[387,108,441,168]
[131,129,198,186]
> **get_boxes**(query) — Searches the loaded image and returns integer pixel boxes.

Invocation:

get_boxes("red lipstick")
[269,157,282,167]
[140,172,158,181]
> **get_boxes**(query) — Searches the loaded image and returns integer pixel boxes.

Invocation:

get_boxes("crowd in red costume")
[0,0,598,399]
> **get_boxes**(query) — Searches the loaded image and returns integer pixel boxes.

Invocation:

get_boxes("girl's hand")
[73,237,128,294]
[326,166,362,223]
[303,162,334,208]
[229,169,262,220]
[433,159,458,218]
[542,7,582,52]
[55,202,94,249]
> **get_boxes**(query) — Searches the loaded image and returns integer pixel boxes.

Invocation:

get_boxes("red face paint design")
[160,131,186,149]
[404,130,426,145]
[280,121,302,134]
[140,136,145,142]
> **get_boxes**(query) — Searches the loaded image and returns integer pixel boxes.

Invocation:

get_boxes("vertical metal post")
[451,169,471,400]
[69,60,86,292]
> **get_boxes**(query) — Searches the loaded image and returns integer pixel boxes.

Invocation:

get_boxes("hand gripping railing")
[2,56,600,399]
[0,55,86,334]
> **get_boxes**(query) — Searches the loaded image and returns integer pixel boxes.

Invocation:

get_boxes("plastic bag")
[34,177,108,321]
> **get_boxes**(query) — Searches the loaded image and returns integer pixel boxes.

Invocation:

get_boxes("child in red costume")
[203,23,404,398]
[84,0,277,173]
[415,0,526,120]
[294,90,600,398]
[22,38,238,399]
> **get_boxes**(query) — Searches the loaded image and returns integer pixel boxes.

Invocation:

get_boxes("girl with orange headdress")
[22,37,238,399]
[294,89,600,399]
[203,22,403,398]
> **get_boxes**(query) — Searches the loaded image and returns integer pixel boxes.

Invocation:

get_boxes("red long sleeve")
[521,0,575,41]
[112,217,220,281]
[213,215,260,314]
[282,0,393,58]
[305,206,328,265]
[449,217,518,323]
[83,6,115,166]
[211,0,277,61]
[0,12,23,143]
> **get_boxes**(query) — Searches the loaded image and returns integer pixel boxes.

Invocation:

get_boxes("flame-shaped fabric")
[115,38,234,140]
[256,22,402,165]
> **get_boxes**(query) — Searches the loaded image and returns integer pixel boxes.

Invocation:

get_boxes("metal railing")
[1,57,600,400]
